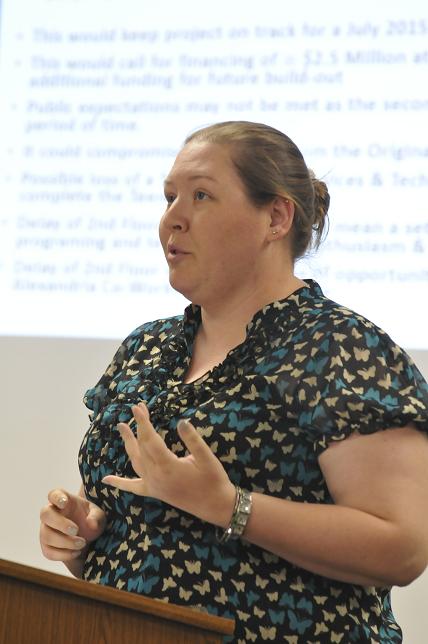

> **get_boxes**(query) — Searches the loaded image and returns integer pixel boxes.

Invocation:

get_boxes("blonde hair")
[185,121,330,261]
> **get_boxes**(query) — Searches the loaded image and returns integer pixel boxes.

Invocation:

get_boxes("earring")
[272,230,278,235]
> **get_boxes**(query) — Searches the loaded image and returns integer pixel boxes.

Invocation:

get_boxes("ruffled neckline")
[180,279,323,346]
[171,279,324,388]
[84,279,325,425]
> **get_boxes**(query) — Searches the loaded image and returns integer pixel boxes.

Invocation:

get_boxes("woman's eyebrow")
[164,174,219,186]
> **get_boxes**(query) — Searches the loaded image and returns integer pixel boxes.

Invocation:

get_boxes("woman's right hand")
[39,486,106,565]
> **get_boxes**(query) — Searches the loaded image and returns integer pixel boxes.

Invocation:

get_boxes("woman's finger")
[86,504,107,533]
[40,504,80,537]
[132,404,173,466]
[117,422,152,472]
[42,545,85,562]
[47,488,69,510]
[102,475,145,495]
[117,423,140,459]
[177,419,218,467]
[40,523,86,552]
[46,489,92,523]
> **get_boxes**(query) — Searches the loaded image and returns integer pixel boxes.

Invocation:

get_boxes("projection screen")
[0,0,427,349]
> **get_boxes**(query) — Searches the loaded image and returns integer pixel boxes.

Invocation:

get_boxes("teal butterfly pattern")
[79,280,427,642]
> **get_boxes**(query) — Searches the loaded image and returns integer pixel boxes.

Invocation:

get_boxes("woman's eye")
[194,190,209,201]
[165,194,175,204]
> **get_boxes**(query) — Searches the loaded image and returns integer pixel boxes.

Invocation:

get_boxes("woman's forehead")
[165,141,233,183]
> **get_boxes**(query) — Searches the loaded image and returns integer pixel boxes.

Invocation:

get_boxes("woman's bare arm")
[241,425,428,586]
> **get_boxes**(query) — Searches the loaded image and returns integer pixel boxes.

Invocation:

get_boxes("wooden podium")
[0,559,235,644]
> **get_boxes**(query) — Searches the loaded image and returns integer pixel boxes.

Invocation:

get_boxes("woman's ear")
[268,196,295,240]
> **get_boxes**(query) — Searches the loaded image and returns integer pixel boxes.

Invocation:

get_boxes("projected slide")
[0,0,427,346]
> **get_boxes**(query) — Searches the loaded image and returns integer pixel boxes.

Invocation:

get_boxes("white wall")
[1,336,427,643]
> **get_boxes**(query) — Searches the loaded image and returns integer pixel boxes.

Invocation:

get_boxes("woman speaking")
[40,121,428,643]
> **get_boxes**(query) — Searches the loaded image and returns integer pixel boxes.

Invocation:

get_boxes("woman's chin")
[168,276,196,302]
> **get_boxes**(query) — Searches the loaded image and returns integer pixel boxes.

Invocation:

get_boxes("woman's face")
[159,141,273,306]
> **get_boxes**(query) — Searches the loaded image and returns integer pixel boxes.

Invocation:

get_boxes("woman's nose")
[163,198,189,232]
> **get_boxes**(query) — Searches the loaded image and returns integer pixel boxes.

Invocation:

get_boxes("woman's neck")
[183,274,307,384]
[197,274,307,358]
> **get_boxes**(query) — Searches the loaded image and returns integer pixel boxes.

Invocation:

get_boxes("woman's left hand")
[102,402,236,528]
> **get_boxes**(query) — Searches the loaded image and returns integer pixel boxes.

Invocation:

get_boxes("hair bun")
[309,170,330,247]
